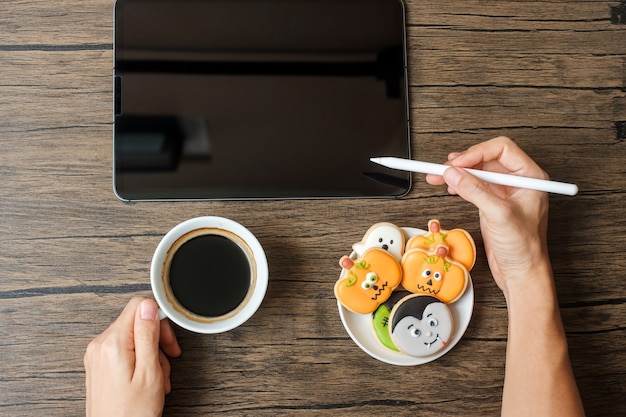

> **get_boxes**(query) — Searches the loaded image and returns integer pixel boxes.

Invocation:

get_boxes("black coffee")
[168,234,251,317]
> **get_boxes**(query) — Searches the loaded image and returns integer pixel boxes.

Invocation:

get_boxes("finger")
[425,173,445,186]
[159,319,182,358]
[133,299,162,377]
[426,154,457,186]
[426,149,480,186]
[159,350,172,394]
[447,151,464,161]
[447,139,503,171]
[451,136,546,179]
[89,297,146,374]
[105,297,144,343]
[109,297,145,332]
[443,167,507,218]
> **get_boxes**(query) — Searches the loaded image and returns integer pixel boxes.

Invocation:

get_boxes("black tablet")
[113,0,410,200]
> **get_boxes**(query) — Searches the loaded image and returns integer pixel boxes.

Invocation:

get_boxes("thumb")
[133,299,161,376]
[443,167,504,217]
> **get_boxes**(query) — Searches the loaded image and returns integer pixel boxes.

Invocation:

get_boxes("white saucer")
[337,227,474,366]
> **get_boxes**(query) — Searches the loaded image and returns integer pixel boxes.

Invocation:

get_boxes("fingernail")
[448,151,462,161]
[444,167,463,187]
[140,300,158,320]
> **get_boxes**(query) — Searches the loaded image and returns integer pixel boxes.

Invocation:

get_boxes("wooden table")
[1,1,625,416]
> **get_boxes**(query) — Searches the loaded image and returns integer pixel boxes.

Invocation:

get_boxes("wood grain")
[1,1,625,416]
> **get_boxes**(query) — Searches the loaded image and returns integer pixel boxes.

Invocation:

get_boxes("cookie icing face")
[401,248,468,303]
[352,222,405,262]
[335,248,402,315]
[390,295,453,357]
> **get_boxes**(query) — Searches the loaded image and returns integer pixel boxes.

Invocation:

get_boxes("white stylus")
[370,157,578,196]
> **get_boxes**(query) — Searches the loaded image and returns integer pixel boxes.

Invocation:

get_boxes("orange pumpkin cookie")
[405,219,476,271]
[401,246,468,304]
[335,248,403,315]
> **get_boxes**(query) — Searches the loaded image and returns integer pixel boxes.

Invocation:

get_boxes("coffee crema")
[163,228,256,321]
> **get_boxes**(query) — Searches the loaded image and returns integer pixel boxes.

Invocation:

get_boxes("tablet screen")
[114,0,410,200]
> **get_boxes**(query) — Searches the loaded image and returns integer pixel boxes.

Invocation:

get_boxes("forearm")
[428,137,585,415]
[501,264,585,417]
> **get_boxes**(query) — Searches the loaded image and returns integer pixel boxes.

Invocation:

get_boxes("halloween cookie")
[390,294,454,357]
[352,222,406,263]
[371,290,411,351]
[401,246,469,303]
[336,221,475,366]
[405,219,476,271]
[335,248,403,315]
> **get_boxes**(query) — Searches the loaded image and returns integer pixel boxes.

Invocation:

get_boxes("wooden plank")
[0,0,625,416]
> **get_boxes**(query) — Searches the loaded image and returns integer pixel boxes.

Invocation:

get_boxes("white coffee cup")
[150,216,268,333]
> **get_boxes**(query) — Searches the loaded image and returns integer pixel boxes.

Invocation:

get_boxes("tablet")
[113,0,411,200]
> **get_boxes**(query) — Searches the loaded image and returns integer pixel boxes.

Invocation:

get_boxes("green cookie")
[372,303,399,351]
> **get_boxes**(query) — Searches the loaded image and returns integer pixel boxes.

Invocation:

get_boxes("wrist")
[502,260,567,347]
[503,259,558,309]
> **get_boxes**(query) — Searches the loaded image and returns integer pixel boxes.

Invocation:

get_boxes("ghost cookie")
[406,219,476,271]
[390,294,454,357]
[352,222,406,263]
[401,246,469,303]
[371,290,411,351]
[335,248,402,315]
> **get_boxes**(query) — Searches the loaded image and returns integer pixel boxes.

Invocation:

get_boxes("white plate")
[337,227,474,366]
